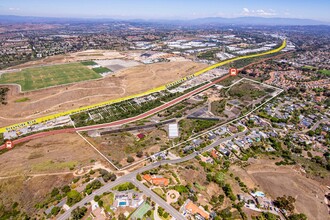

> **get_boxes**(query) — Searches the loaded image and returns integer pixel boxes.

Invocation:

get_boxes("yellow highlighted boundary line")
[0,40,286,133]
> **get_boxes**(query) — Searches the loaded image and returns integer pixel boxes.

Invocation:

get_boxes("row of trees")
[0,87,9,105]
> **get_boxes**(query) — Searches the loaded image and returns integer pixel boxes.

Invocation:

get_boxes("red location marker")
[229,68,238,76]
[5,140,13,149]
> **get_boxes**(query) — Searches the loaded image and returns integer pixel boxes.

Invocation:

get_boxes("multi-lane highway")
[0,73,232,149]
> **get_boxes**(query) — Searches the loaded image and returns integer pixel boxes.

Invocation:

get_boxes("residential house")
[238,194,256,208]
[200,155,214,164]
[113,190,144,208]
[211,149,220,159]
[91,207,107,220]
[207,132,216,140]
[183,200,209,219]
[218,147,230,157]
[137,133,145,139]
[256,196,276,211]
[183,145,194,153]
[227,125,238,133]
[143,174,169,187]
[192,139,203,146]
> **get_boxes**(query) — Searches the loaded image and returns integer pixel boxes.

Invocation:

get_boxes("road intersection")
[58,129,248,220]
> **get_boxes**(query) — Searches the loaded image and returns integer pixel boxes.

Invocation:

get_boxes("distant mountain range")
[0,15,329,26]
[188,17,329,26]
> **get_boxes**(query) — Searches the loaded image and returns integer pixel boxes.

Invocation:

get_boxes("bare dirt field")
[88,129,168,167]
[0,174,73,216]
[0,132,106,177]
[230,158,329,220]
[95,59,141,72]
[5,50,125,70]
[0,60,207,127]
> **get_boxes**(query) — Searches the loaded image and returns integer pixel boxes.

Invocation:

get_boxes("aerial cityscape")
[0,0,329,220]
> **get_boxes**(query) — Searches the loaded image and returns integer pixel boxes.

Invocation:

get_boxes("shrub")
[71,206,87,219]
[51,188,59,197]
[67,190,82,206]
[127,156,135,163]
[61,185,71,194]
[51,206,61,216]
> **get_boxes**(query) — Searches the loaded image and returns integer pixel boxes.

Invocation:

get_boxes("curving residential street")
[58,130,248,219]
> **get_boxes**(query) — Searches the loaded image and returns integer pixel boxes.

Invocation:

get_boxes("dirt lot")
[0,132,109,217]
[0,133,106,176]
[0,60,207,127]
[230,158,329,220]
[0,174,73,216]
[5,50,125,70]
[88,129,168,167]
[176,160,228,207]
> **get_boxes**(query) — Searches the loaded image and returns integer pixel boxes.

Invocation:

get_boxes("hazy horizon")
[0,0,329,22]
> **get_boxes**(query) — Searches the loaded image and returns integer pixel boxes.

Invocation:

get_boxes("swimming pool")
[119,201,127,206]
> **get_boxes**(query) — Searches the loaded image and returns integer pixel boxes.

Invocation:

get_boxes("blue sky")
[0,0,329,21]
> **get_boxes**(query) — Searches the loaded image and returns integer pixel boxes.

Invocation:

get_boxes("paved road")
[131,178,185,220]
[1,128,75,149]
[1,74,230,149]
[58,130,247,219]
[57,177,130,220]
[76,74,230,132]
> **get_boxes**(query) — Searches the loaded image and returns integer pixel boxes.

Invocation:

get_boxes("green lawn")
[81,60,98,66]
[112,182,136,191]
[318,69,330,77]
[152,188,166,199]
[0,63,101,91]
[92,67,112,74]
[101,192,114,213]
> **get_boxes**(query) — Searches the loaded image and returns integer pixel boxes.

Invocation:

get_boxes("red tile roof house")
[143,174,153,182]
[143,174,169,187]
[152,178,169,187]
[211,149,219,159]
[184,200,209,219]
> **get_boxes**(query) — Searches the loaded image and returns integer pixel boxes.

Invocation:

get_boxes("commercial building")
[168,123,179,138]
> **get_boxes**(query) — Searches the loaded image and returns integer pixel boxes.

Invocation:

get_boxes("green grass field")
[0,63,101,91]
[101,192,114,213]
[318,69,330,77]
[81,60,98,66]
[92,67,112,74]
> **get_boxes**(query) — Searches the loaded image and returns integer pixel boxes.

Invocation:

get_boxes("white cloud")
[243,8,249,13]
[241,8,277,17]
[256,9,276,16]
[9,7,20,11]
